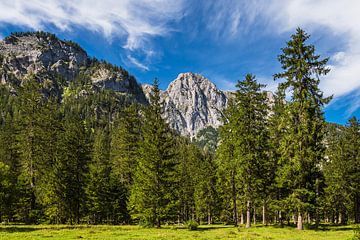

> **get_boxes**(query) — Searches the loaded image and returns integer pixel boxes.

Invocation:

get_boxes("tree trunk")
[207,208,211,225]
[338,211,342,225]
[240,210,244,225]
[231,171,238,226]
[297,212,303,230]
[246,200,251,228]
[253,207,256,225]
[292,214,296,225]
[262,204,266,225]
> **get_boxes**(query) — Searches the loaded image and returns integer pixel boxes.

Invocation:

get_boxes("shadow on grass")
[0,227,41,233]
[0,225,93,233]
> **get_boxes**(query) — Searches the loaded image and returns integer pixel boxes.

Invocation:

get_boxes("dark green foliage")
[324,118,360,224]
[216,74,269,227]
[194,126,219,153]
[45,113,90,224]
[186,220,199,230]
[274,28,331,229]
[0,29,359,227]
[129,79,178,227]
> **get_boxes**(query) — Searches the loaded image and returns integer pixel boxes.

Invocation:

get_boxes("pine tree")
[323,123,350,224]
[111,103,142,189]
[216,99,239,226]
[216,74,269,227]
[274,28,331,230]
[86,128,112,224]
[0,85,18,221]
[233,74,269,228]
[325,118,360,224]
[14,76,60,223]
[129,79,177,227]
[42,113,90,224]
[342,118,360,224]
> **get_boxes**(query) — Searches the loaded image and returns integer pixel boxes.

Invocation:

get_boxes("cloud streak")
[0,0,185,69]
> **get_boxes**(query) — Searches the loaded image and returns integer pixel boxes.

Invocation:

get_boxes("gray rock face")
[0,32,146,103]
[143,73,275,138]
[143,73,228,138]
[0,33,87,83]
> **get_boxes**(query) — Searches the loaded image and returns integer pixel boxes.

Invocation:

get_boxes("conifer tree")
[86,128,113,223]
[111,103,142,189]
[233,74,269,228]
[216,99,239,226]
[274,28,331,230]
[42,113,90,224]
[129,79,177,227]
[15,76,60,223]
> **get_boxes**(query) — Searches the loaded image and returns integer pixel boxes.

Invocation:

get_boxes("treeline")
[0,72,218,226]
[0,28,359,229]
[215,28,360,229]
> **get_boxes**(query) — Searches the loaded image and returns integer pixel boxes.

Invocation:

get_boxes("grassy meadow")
[0,224,357,240]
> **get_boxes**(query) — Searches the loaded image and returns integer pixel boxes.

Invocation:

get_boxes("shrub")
[186,220,199,231]
[354,225,360,240]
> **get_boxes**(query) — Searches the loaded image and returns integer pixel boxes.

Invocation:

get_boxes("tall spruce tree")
[325,118,360,224]
[274,28,331,230]
[111,103,142,189]
[129,79,177,227]
[216,74,269,227]
[86,128,113,224]
[233,74,269,228]
[0,85,18,221]
[216,99,239,226]
[15,76,60,223]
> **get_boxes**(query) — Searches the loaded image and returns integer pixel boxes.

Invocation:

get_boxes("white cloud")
[127,55,149,71]
[0,0,185,69]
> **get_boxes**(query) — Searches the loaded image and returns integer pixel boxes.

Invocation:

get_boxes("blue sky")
[0,0,359,125]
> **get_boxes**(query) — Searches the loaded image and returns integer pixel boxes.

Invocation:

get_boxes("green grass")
[0,224,356,240]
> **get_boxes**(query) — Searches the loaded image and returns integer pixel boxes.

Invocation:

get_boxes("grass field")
[0,224,357,240]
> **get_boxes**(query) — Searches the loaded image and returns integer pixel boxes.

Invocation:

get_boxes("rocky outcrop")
[143,72,274,138]
[142,73,228,137]
[0,32,146,103]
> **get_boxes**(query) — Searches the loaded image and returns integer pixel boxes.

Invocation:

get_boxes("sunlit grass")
[0,224,356,240]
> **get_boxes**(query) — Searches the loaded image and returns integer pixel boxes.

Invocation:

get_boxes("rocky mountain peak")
[0,32,88,83]
[0,31,146,103]
[158,72,227,138]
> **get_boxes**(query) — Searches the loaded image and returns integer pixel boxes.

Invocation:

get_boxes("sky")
[0,0,359,125]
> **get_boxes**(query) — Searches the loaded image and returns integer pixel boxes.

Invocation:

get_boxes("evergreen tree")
[15,76,60,223]
[216,74,269,227]
[111,103,142,189]
[42,113,90,224]
[324,118,360,224]
[233,74,269,228]
[129,79,177,227]
[274,28,331,230]
[0,85,18,221]
[86,128,112,224]
[216,99,239,226]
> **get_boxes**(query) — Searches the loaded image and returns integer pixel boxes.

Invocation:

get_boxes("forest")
[0,28,359,232]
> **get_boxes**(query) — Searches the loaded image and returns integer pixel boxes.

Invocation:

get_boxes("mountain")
[0,31,146,103]
[0,32,273,138]
[142,73,275,138]
[142,73,227,138]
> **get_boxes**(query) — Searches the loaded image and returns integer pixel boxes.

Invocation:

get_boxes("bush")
[186,220,199,231]
[354,225,360,240]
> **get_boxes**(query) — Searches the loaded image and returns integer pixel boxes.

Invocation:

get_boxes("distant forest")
[0,28,359,230]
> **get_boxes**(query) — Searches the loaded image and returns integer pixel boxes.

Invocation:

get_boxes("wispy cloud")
[127,55,149,71]
[0,0,185,69]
